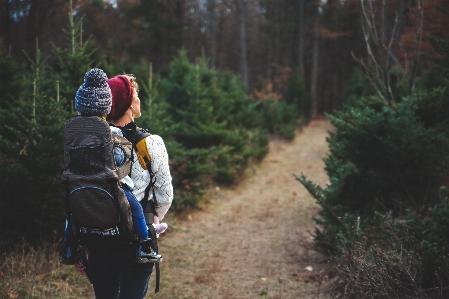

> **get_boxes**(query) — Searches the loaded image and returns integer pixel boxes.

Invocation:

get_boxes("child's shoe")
[60,244,76,265]
[134,239,163,263]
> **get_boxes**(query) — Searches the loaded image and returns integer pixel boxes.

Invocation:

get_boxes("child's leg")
[123,187,162,263]
[61,219,76,265]
[122,186,148,240]
[64,219,71,242]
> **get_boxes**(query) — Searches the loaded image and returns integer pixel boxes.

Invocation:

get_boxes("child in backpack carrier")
[60,68,167,265]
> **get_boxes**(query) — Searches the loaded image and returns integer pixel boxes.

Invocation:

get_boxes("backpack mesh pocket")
[69,186,118,228]
[68,145,105,175]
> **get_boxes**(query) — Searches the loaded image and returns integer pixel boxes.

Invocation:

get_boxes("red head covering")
[106,75,133,121]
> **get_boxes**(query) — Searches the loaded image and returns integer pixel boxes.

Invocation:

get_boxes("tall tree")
[297,0,305,78]
[207,0,217,68]
[355,0,423,105]
[310,0,320,119]
[237,0,248,86]
[120,0,187,70]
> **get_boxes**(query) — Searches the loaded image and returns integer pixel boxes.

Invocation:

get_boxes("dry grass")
[333,223,449,298]
[0,240,93,299]
[149,120,335,299]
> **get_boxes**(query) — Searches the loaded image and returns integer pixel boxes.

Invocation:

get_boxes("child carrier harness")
[62,115,134,246]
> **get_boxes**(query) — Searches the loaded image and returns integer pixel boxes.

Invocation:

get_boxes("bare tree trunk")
[297,0,305,78]
[310,1,320,119]
[390,0,406,67]
[207,0,217,68]
[356,0,422,106]
[408,0,423,95]
[237,0,248,87]
[0,0,11,46]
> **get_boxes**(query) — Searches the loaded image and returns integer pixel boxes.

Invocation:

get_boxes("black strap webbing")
[141,194,160,293]
[148,223,160,293]
[134,127,151,149]
[131,126,161,293]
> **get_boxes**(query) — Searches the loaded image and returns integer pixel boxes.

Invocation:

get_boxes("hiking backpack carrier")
[62,115,134,245]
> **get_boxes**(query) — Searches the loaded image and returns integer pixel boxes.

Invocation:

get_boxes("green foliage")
[298,54,449,296]
[0,12,90,246]
[52,13,94,113]
[412,86,449,130]
[251,71,305,140]
[404,190,449,284]
[125,0,185,64]
[283,71,309,123]
[342,69,383,111]
[258,99,298,140]
[0,63,69,245]
[415,65,448,91]
[158,51,269,209]
[0,16,303,245]
[0,42,25,109]
[296,86,449,253]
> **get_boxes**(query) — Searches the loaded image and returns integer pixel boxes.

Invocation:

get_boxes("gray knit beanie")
[75,68,112,116]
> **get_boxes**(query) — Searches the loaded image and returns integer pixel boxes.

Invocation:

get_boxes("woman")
[75,74,173,298]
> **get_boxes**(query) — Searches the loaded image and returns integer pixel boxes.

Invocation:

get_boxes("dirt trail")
[151,119,334,299]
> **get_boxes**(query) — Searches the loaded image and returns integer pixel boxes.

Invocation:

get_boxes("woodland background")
[2,0,449,297]
[4,0,436,116]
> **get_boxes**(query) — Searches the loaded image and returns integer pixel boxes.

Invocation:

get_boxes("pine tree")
[52,4,94,114]
[158,52,269,209]
[0,8,95,245]
[0,39,69,244]
[0,42,24,109]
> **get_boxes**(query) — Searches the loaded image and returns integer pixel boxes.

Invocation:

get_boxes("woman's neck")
[113,111,133,127]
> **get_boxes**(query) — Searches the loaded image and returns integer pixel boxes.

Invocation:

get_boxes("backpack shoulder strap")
[134,128,157,203]
[134,128,152,171]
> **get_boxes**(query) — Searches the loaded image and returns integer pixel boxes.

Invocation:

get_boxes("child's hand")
[153,215,160,224]
[155,223,168,235]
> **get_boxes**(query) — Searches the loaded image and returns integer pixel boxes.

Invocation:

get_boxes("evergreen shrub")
[258,98,298,140]
[342,70,383,111]
[283,71,309,123]
[297,85,449,253]
[0,15,89,245]
[155,52,269,210]
[297,70,449,296]
[0,42,25,109]
[0,65,69,245]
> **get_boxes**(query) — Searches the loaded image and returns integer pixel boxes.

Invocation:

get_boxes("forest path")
[150,119,334,299]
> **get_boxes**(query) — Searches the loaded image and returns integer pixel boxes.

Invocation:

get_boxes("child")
[60,68,165,265]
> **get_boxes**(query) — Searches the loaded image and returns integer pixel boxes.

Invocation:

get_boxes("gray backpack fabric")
[62,115,134,245]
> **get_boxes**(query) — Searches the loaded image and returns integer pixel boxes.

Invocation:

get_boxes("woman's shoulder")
[144,133,166,149]
[146,133,163,141]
